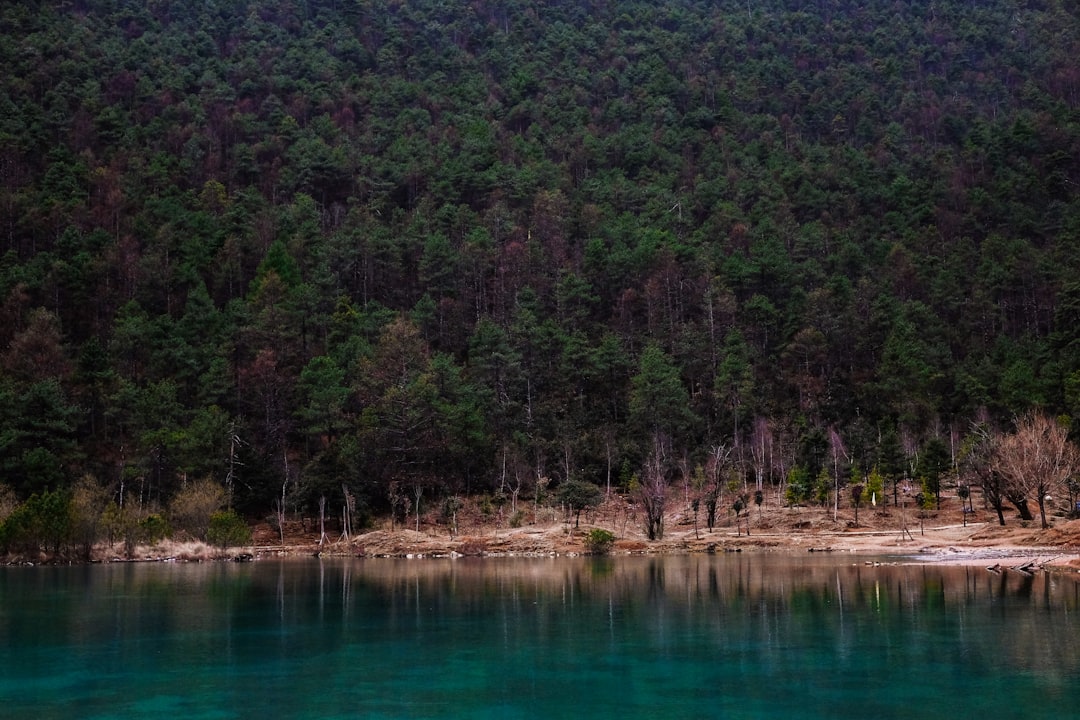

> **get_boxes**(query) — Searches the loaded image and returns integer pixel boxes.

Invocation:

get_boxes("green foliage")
[0,379,80,497]
[918,438,951,510]
[1,489,73,555]
[0,0,1078,526]
[813,468,833,507]
[865,467,885,506]
[785,467,811,506]
[139,514,171,545]
[583,528,616,555]
[206,510,252,550]
[629,344,695,439]
[98,500,169,557]
[255,241,302,290]
[297,355,348,439]
[557,479,603,528]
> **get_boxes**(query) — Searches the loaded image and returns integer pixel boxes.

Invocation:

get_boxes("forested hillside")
[2,0,1079,534]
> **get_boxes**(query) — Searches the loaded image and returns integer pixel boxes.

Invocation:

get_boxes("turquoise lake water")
[1,554,1077,719]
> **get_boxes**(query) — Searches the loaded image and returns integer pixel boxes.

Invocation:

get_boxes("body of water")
[1,554,1077,719]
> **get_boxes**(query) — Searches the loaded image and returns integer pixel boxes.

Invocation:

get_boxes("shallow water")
[1,554,1077,719]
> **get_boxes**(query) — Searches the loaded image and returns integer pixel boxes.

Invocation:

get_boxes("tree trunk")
[1012,498,1034,521]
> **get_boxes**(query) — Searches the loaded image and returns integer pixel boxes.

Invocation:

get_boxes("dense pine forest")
[2,0,1079,548]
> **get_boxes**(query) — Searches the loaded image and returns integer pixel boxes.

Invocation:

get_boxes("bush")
[70,475,110,560]
[0,483,17,525]
[584,528,616,555]
[168,478,225,539]
[813,468,832,507]
[139,513,170,543]
[100,503,168,558]
[206,510,252,550]
[866,467,885,506]
[457,537,488,556]
[2,489,73,555]
[785,467,811,506]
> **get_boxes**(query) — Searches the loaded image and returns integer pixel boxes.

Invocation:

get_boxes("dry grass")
[91,538,251,563]
[6,489,1080,566]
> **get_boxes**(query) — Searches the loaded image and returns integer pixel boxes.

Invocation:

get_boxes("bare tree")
[276,447,291,544]
[224,420,244,510]
[506,449,530,516]
[317,496,328,547]
[961,422,1007,526]
[388,481,408,531]
[341,484,355,541]
[704,443,734,530]
[638,434,671,540]
[749,416,774,491]
[993,411,1079,529]
[771,420,797,506]
[412,478,424,532]
[828,427,849,522]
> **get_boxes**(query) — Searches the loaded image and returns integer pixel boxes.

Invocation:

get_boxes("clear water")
[1,554,1078,719]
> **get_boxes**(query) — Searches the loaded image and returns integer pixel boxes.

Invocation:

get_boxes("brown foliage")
[168,478,226,539]
[0,483,17,524]
[1,308,71,383]
[456,537,488,556]
[993,411,1079,529]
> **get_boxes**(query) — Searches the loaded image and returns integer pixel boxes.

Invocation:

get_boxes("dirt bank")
[246,499,1080,572]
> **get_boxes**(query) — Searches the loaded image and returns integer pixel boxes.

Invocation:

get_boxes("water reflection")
[1,555,1077,719]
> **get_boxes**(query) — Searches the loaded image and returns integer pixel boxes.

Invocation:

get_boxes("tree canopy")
[1,0,1079,529]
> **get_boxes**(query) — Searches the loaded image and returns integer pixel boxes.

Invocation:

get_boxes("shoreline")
[6,515,1080,572]
[242,518,1080,573]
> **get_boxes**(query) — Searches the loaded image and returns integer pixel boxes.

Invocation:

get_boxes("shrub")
[206,510,252,550]
[0,483,17,525]
[2,489,73,555]
[813,468,832,506]
[442,495,463,535]
[139,513,170,543]
[584,528,616,555]
[100,503,167,557]
[70,475,110,560]
[918,477,938,510]
[168,478,225,539]
[865,467,885,506]
[457,537,488,556]
[785,467,811,506]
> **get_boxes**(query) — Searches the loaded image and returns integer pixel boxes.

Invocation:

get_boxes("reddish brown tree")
[993,412,1079,529]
